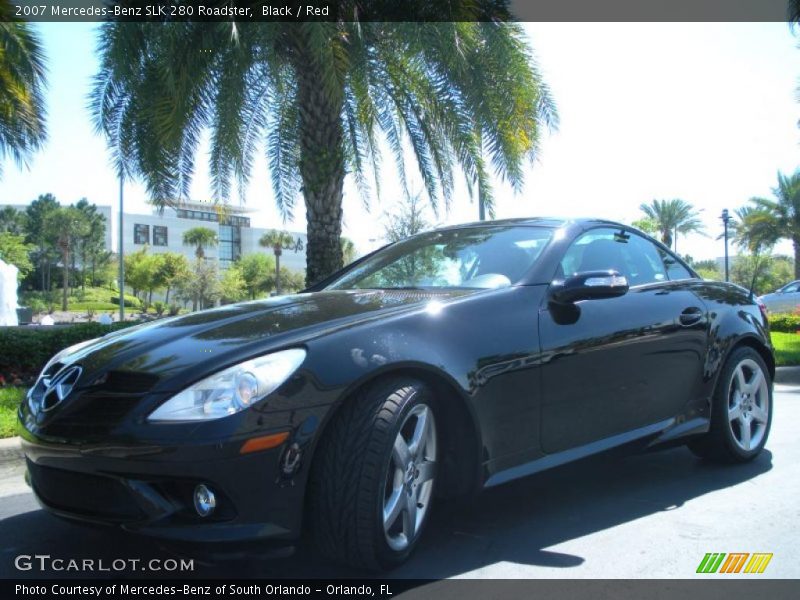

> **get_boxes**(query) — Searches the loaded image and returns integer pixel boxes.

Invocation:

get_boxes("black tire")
[688,346,772,463]
[307,377,438,570]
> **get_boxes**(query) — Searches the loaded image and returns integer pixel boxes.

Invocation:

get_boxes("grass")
[68,302,120,311]
[0,387,24,439]
[20,286,142,312]
[771,331,800,366]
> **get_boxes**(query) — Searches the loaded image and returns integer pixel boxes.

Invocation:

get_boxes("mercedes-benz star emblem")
[41,366,82,412]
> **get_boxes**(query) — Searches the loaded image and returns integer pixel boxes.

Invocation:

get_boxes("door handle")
[679,307,705,326]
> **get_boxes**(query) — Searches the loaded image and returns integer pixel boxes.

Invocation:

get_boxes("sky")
[0,21,798,261]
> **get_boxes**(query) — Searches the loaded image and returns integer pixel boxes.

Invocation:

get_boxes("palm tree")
[0,2,47,178]
[724,205,779,293]
[638,199,706,250]
[341,237,357,265]
[725,207,771,251]
[90,15,557,285]
[182,227,218,259]
[44,207,88,311]
[0,206,25,234]
[259,229,294,294]
[745,170,800,278]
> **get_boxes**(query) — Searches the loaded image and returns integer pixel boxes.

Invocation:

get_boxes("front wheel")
[307,378,438,570]
[688,347,772,463]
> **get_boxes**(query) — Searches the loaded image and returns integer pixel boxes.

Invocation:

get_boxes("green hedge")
[110,295,142,308]
[768,313,800,333]
[0,321,139,383]
[20,288,142,309]
[68,302,120,311]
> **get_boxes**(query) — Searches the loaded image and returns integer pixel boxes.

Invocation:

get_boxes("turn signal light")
[239,431,290,454]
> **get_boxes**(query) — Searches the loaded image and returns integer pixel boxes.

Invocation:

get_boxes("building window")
[176,207,250,228]
[134,224,150,245]
[153,225,168,246]
[218,225,241,264]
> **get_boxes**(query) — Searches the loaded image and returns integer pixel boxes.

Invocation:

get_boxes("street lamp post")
[721,209,731,282]
[118,172,125,322]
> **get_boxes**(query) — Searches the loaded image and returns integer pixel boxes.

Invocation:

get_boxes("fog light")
[193,484,216,517]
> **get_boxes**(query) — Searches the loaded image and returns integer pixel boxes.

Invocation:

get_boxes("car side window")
[781,282,800,293]
[560,228,668,286]
[657,248,694,281]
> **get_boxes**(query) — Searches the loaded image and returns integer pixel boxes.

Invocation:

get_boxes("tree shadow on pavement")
[0,445,772,580]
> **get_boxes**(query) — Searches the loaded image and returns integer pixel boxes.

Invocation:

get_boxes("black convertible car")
[19,218,773,570]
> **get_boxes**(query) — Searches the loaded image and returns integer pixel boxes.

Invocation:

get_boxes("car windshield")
[326,225,554,290]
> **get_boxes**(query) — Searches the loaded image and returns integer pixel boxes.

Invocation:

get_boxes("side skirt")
[484,417,709,488]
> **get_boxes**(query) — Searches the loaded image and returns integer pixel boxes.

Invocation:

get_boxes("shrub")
[168,304,181,316]
[68,301,118,311]
[26,298,47,314]
[0,321,139,384]
[767,313,800,333]
[110,295,142,308]
[153,301,165,316]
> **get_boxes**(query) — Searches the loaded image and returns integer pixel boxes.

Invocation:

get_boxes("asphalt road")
[1,382,799,580]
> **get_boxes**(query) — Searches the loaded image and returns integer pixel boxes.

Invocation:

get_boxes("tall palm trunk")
[794,238,800,280]
[61,245,69,311]
[296,55,345,286]
[274,246,282,295]
[38,244,45,291]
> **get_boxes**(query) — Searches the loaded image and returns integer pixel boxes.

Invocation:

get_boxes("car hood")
[61,289,475,389]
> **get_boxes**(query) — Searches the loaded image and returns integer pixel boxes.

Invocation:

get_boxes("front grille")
[42,390,143,438]
[27,460,144,521]
[28,367,157,439]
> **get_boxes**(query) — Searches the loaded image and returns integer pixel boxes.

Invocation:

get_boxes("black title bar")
[0,0,794,23]
[4,579,800,600]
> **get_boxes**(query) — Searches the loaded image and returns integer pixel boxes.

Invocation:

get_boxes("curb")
[774,365,800,386]
[0,437,23,464]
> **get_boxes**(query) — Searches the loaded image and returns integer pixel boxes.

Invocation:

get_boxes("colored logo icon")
[696,553,773,574]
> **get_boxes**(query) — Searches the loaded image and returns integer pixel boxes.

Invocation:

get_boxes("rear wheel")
[688,347,772,463]
[308,378,438,570]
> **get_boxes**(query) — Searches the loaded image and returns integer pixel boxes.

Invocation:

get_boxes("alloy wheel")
[728,358,770,452]
[383,403,437,552]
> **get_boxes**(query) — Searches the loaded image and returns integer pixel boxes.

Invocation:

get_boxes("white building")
[3,201,308,273]
[121,201,307,272]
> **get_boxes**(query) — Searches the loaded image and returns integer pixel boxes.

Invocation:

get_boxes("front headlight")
[147,348,307,422]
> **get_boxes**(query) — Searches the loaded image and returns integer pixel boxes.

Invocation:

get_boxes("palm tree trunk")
[275,249,282,295]
[39,246,45,291]
[62,246,69,311]
[295,54,345,286]
[794,239,800,280]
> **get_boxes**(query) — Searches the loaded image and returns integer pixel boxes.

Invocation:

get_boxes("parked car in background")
[759,280,800,314]
[19,218,774,570]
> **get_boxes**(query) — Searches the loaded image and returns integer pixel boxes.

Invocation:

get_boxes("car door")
[770,281,800,313]
[538,227,708,454]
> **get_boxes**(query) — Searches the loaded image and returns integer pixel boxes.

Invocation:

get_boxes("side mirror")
[549,270,629,305]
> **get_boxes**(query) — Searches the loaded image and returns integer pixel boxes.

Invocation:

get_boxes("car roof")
[431,217,627,231]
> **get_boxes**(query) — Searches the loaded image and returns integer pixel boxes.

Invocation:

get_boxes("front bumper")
[21,432,312,543]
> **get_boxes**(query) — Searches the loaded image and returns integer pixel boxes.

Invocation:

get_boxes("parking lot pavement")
[1,383,798,580]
